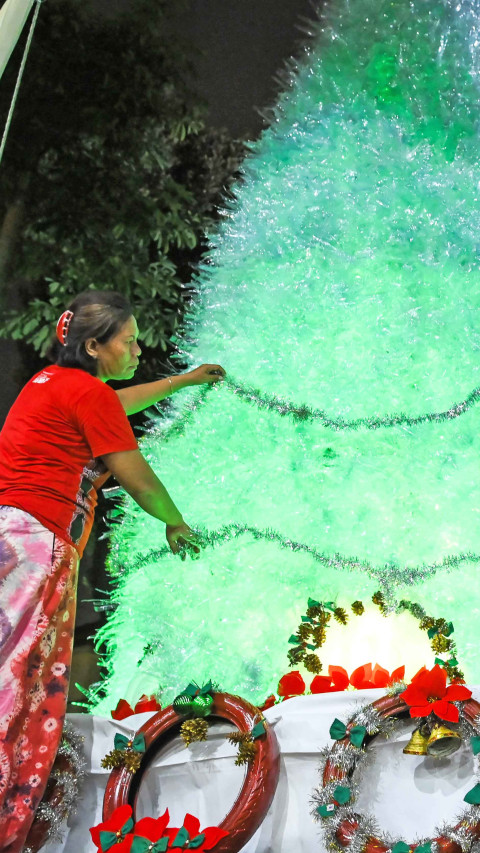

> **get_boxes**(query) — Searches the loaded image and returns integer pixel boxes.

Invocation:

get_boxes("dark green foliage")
[0,0,244,376]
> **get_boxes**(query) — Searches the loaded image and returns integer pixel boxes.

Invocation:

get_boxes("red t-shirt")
[0,365,138,556]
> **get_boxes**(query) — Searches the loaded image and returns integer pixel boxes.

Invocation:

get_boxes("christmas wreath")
[102,690,280,853]
[313,665,480,852]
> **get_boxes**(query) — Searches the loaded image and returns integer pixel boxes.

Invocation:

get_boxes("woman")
[0,289,224,852]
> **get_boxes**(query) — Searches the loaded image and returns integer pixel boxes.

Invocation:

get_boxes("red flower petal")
[259,694,276,710]
[278,671,306,697]
[425,664,448,699]
[182,813,201,838]
[310,675,335,693]
[389,665,405,684]
[445,684,472,702]
[111,699,135,720]
[400,683,431,707]
[350,664,375,689]
[328,665,349,690]
[408,704,432,718]
[201,826,230,849]
[134,810,170,841]
[372,664,390,688]
[432,698,459,723]
[134,695,161,714]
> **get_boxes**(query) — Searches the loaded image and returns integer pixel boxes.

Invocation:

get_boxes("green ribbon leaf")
[308,598,321,609]
[415,843,432,853]
[114,732,146,753]
[427,627,438,639]
[288,634,301,644]
[391,843,410,853]
[316,803,336,817]
[171,826,190,848]
[131,837,169,853]
[329,718,347,740]
[323,601,336,611]
[434,656,458,669]
[471,736,480,756]
[301,616,314,623]
[306,643,316,650]
[189,834,206,849]
[199,680,213,696]
[444,621,454,637]
[333,785,351,805]
[464,782,480,805]
[349,725,367,747]
[184,682,200,697]
[251,720,266,739]
[100,817,134,851]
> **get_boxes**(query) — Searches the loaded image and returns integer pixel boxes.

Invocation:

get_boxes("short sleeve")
[73,381,138,458]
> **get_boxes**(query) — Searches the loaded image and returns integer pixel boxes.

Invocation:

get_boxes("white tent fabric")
[43,690,480,853]
[0,0,35,80]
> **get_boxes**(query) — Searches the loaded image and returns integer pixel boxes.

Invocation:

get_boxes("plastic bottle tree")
[90,0,480,712]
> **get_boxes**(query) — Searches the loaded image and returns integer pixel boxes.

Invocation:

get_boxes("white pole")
[0,0,35,80]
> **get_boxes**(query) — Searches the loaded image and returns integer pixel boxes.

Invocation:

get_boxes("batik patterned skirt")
[0,506,79,853]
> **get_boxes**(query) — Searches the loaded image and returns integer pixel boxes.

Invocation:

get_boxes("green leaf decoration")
[427,627,438,639]
[333,785,351,805]
[306,643,316,650]
[251,720,266,739]
[329,718,347,740]
[189,835,206,849]
[199,680,213,696]
[444,621,454,636]
[131,838,169,853]
[323,601,336,611]
[471,736,480,756]
[415,843,432,853]
[316,803,336,818]
[464,782,480,805]
[391,843,410,853]
[308,598,321,608]
[289,634,301,644]
[301,616,314,623]
[349,725,367,747]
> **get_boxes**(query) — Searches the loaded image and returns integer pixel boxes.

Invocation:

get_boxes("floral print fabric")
[0,506,78,852]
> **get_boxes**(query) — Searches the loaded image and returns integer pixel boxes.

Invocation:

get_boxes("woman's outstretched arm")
[116,364,225,415]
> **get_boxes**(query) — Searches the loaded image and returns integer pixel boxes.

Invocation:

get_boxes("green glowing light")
[90,0,480,712]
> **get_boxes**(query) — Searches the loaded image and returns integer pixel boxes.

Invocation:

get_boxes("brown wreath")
[321,693,480,853]
[103,692,280,853]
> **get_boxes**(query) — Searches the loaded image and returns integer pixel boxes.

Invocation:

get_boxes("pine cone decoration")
[101,749,124,770]
[123,751,142,773]
[304,653,322,674]
[180,718,209,746]
[351,601,364,615]
[235,741,257,766]
[311,625,326,646]
[297,623,313,641]
[334,607,348,625]
[419,616,435,631]
[101,748,142,773]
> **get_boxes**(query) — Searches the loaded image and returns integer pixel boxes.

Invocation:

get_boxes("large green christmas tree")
[90,0,480,712]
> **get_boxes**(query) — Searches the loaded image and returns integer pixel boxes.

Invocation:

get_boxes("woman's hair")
[47,290,133,375]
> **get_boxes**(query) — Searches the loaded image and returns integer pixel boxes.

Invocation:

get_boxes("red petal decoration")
[432,698,459,723]
[445,684,472,702]
[134,695,161,714]
[277,671,306,697]
[328,665,349,690]
[111,699,135,720]
[310,675,336,693]
[389,665,405,684]
[372,664,390,688]
[259,694,276,710]
[90,804,134,847]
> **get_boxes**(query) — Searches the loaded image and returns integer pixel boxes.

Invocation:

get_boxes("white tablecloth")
[44,689,479,852]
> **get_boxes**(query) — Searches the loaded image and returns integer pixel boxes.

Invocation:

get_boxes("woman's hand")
[166,522,202,559]
[185,364,226,386]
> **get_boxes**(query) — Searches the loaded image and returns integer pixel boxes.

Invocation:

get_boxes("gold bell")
[403,727,429,756]
[426,723,461,758]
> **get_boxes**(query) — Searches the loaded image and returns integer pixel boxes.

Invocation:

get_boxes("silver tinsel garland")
[312,694,480,852]
[23,721,85,853]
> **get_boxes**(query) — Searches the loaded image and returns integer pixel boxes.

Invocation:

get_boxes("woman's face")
[92,315,142,381]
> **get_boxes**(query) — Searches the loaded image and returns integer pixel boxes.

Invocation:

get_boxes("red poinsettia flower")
[130,810,170,849]
[400,664,472,723]
[168,813,229,851]
[311,665,349,693]
[277,670,306,699]
[350,663,405,690]
[90,804,134,852]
